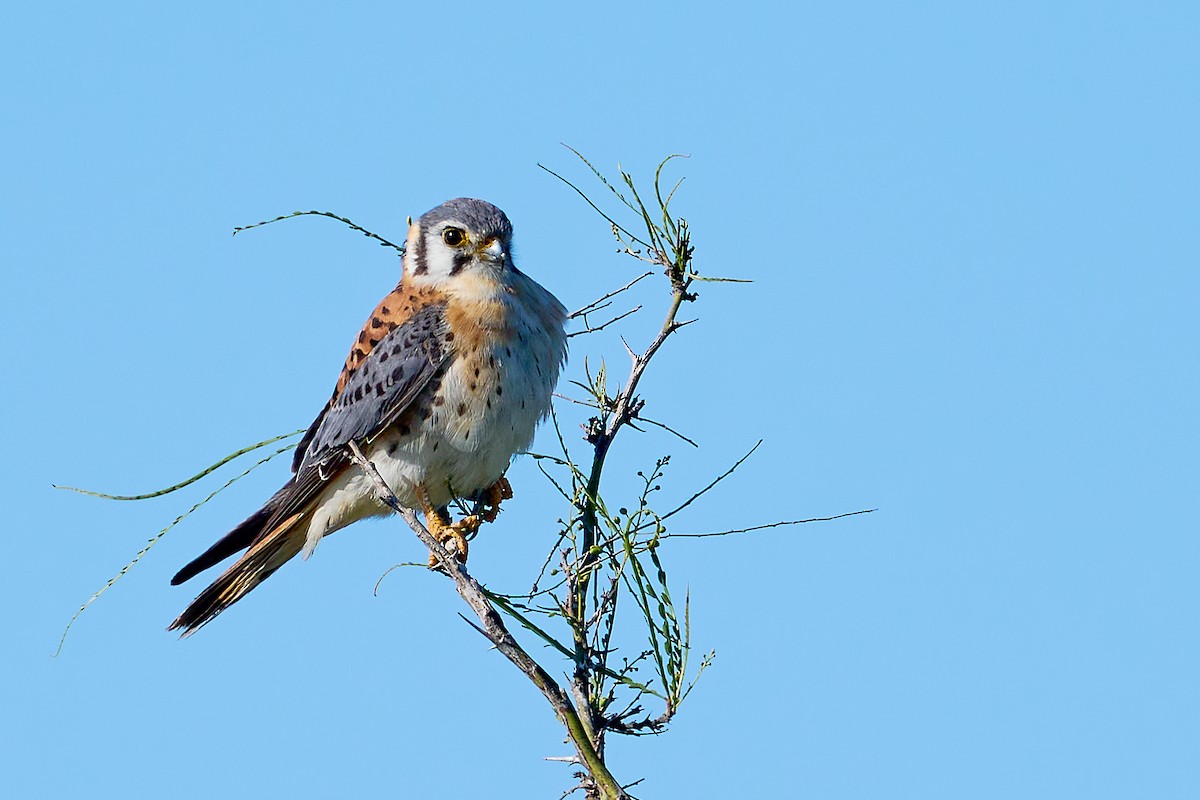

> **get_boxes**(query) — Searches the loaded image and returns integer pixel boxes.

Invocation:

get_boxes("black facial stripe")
[413,229,429,275]
[450,250,472,275]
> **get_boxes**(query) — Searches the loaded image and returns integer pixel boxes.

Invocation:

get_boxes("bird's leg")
[416,485,469,565]
[477,475,514,523]
[415,479,514,566]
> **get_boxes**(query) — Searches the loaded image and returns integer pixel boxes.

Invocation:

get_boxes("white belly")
[372,338,552,508]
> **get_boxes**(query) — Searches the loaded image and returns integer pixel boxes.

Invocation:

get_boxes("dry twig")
[345,442,629,800]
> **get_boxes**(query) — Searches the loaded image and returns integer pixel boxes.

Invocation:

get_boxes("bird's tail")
[169,511,308,636]
[170,484,292,586]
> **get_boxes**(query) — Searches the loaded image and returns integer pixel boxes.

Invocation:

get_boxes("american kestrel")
[169,198,567,635]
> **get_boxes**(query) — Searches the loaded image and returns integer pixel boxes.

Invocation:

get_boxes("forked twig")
[568,305,643,339]
[569,272,654,319]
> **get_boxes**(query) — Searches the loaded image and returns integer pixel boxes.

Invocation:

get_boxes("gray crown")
[420,198,513,240]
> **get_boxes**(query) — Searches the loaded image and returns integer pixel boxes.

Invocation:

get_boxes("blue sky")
[3,2,1197,798]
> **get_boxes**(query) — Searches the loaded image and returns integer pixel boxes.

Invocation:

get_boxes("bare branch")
[569,271,654,319]
[653,440,763,526]
[568,305,643,339]
[344,442,628,800]
[631,415,698,448]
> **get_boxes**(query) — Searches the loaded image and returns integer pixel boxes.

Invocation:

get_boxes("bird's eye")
[442,227,466,247]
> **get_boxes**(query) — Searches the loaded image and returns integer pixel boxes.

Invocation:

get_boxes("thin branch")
[55,441,297,656]
[686,273,751,284]
[655,440,762,526]
[661,508,877,538]
[538,161,649,248]
[554,395,696,448]
[344,442,628,800]
[373,562,428,596]
[232,210,405,253]
[546,155,705,764]
[633,416,698,448]
[53,430,304,500]
[568,306,643,339]
[553,393,602,410]
[566,145,643,215]
[569,272,654,319]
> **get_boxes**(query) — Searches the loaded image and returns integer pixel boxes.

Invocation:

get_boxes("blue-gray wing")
[256,302,452,535]
[298,301,452,473]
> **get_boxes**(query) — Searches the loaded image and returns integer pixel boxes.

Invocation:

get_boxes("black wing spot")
[300,301,451,472]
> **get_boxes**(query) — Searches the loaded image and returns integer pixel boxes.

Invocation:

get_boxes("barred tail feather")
[168,512,307,636]
[171,483,292,586]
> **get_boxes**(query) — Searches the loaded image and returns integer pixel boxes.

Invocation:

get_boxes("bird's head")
[402,198,517,294]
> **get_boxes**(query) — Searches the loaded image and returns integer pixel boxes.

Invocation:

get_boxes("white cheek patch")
[424,239,458,278]
[406,227,470,284]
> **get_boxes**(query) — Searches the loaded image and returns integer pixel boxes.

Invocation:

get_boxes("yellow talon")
[416,485,470,565]
[415,479,514,567]
[479,476,514,523]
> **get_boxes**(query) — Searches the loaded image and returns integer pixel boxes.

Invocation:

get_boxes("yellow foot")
[478,476,514,523]
[416,486,471,566]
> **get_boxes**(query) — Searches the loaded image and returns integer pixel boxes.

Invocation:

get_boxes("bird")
[168,198,568,636]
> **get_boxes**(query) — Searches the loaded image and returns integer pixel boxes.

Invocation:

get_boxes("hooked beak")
[479,237,506,264]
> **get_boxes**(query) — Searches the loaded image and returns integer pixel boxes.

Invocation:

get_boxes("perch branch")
[344,442,628,800]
